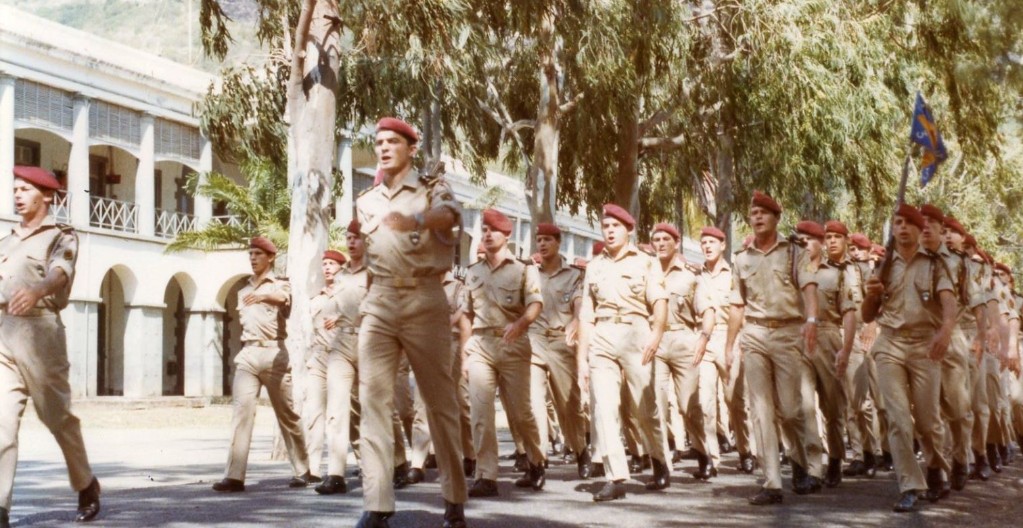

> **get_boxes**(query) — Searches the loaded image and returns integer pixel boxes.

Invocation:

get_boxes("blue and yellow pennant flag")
[910,92,948,187]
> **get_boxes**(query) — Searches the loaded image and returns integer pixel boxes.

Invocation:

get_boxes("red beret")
[849,233,872,250]
[652,222,680,241]
[592,241,605,256]
[13,165,61,191]
[943,217,967,238]
[700,226,726,241]
[918,203,944,224]
[994,262,1013,276]
[964,234,977,248]
[602,203,635,229]
[824,220,848,236]
[895,204,925,230]
[482,208,513,235]
[250,236,277,255]
[536,223,561,238]
[750,190,782,215]
[871,244,886,258]
[323,250,346,264]
[795,220,825,240]
[347,219,361,234]
[375,117,419,143]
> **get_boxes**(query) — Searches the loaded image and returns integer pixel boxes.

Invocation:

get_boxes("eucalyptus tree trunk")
[525,13,562,231]
[614,107,641,214]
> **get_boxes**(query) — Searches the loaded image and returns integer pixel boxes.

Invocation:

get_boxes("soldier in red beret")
[725,191,824,504]
[1,167,100,525]
[862,204,958,511]
[578,204,672,501]
[988,261,1019,473]
[214,237,312,494]
[528,222,592,479]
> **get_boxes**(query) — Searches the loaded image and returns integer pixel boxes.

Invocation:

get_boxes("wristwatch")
[806,317,818,324]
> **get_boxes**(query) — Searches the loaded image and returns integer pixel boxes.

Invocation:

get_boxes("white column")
[64,299,100,398]
[566,230,576,259]
[0,74,15,217]
[136,113,155,236]
[194,135,213,226]
[184,309,225,396]
[122,304,165,397]
[335,136,353,226]
[68,94,91,227]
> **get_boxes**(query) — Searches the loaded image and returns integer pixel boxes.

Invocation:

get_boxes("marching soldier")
[463,209,547,497]
[529,223,592,479]
[991,262,1019,469]
[0,166,100,527]
[650,223,719,479]
[577,204,671,502]
[724,191,824,505]
[213,236,311,492]
[958,234,996,479]
[354,117,467,528]
[861,204,956,512]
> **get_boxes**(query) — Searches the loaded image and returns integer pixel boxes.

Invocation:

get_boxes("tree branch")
[640,132,686,151]
[289,0,317,88]
[558,93,583,114]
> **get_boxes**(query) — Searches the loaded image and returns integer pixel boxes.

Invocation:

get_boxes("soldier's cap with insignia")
[994,262,1013,277]
[14,165,61,191]
[895,203,925,230]
[536,223,561,240]
[652,222,680,241]
[795,220,825,240]
[919,203,945,224]
[849,233,871,250]
[250,236,277,255]
[376,117,419,144]
[700,226,726,241]
[943,216,967,238]
[750,190,781,215]
[824,220,849,236]
[870,244,886,258]
[482,208,513,235]
[323,250,346,264]
[592,241,605,256]
[347,218,361,234]
[602,203,635,230]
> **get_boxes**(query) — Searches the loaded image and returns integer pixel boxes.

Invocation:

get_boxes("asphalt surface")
[8,401,1023,527]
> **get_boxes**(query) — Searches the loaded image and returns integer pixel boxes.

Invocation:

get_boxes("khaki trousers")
[663,382,687,451]
[304,344,330,476]
[709,331,752,457]
[968,347,990,453]
[588,319,668,482]
[742,323,822,490]
[528,331,588,456]
[358,283,467,512]
[655,328,719,464]
[872,330,947,493]
[304,333,360,477]
[466,333,545,480]
[940,327,972,465]
[226,344,309,481]
[809,326,847,460]
[983,354,1007,445]
[844,349,881,460]
[0,313,93,510]
[411,338,472,468]
[1008,369,1023,438]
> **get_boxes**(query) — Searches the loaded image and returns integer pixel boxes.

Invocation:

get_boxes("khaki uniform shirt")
[533,256,584,332]
[729,238,815,321]
[804,259,860,326]
[356,173,462,278]
[0,216,77,311]
[238,274,292,341]
[581,244,667,323]
[663,258,710,330]
[699,260,732,330]
[851,260,873,327]
[310,286,342,348]
[995,280,1019,321]
[334,261,369,330]
[876,246,953,331]
[465,250,543,329]
[951,249,987,325]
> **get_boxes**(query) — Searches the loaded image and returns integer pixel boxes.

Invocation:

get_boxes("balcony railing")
[155,209,197,238]
[90,196,138,233]
[211,215,251,230]
[52,191,71,223]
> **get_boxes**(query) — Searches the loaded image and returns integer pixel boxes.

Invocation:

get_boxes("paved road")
[8,401,1023,527]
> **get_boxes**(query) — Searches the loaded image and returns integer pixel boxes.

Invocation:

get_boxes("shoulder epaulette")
[684,262,702,275]
[518,257,535,266]
[56,222,75,233]
[570,263,587,272]
[467,260,485,269]
[357,185,376,198]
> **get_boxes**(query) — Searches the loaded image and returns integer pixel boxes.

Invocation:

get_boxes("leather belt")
[337,326,359,335]
[594,314,646,324]
[373,275,439,288]
[817,321,841,330]
[746,317,802,329]
[1,307,48,317]
[472,328,505,337]
[242,339,283,347]
[879,326,934,339]
[531,328,566,338]
[665,323,697,332]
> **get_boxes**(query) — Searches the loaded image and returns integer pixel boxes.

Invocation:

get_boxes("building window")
[155,119,201,161]
[14,79,74,131]
[14,138,40,166]
[89,101,141,147]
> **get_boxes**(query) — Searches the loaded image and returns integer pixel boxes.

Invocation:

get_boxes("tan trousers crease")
[529,332,588,457]
[810,326,848,460]
[710,330,752,457]
[655,329,720,464]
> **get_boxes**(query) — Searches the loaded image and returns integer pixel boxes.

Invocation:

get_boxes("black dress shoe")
[863,452,877,478]
[923,467,949,502]
[406,467,425,484]
[950,460,968,491]
[75,477,101,522]
[691,451,717,480]
[443,501,467,528]
[998,444,1011,465]
[880,451,894,471]
[739,453,756,474]
[824,457,842,488]
[468,478,499,498]
[748,488,783,506]
[629,455,644,474]
[577,449,593,479]
[794,476,822,495]
[514,462,546,490]
[593,480,627,502]
[212,478,245,492]
[315,475,347,495]
[790,462,808,492]
[718,434,733,454]
[645,457,671,490]
[393,463,410,489]
[355,511,392,528]
[843,460,866,477]
[590,462,606,478]
[424,454,438,469]
[671,450,683,464]
[780,454,791,466]
[679,448,698,460]
[463,457,476,478]
[987,444,1002,473]
[892,491,918,512]
[970,452,991,481]
[550,439,565,457]
[289,471,313,488]
[513,452,529,472]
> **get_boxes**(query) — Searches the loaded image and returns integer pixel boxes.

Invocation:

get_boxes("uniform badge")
[922,291,931,302]
[64,249,74,261]
[410,231,421,245]
[505,294,513,304]
[561,293,570,303]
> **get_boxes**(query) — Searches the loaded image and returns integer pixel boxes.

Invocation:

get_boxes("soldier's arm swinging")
[642,299,668,365]
[691,307,715,367]
[383,205,457,233]
[972,304,987,359]
[928,290,956,361]
[7,267,68,316]
[801,284,819,356]
[565,297,582,347]
[576,320,593,394]
[836,309,856,378]
[861,276,885,323]
[503,301,541,344]
[1007,318,1021,374]
[724,304,745,369]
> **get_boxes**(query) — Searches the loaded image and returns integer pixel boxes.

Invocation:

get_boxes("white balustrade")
[90,196,138,233]
[52,191,71,223]
[155,208,197,238]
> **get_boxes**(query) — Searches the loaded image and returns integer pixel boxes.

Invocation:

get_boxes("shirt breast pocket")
[26,255,47,278]
[494,285,520,308]
[622,274,645,296]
